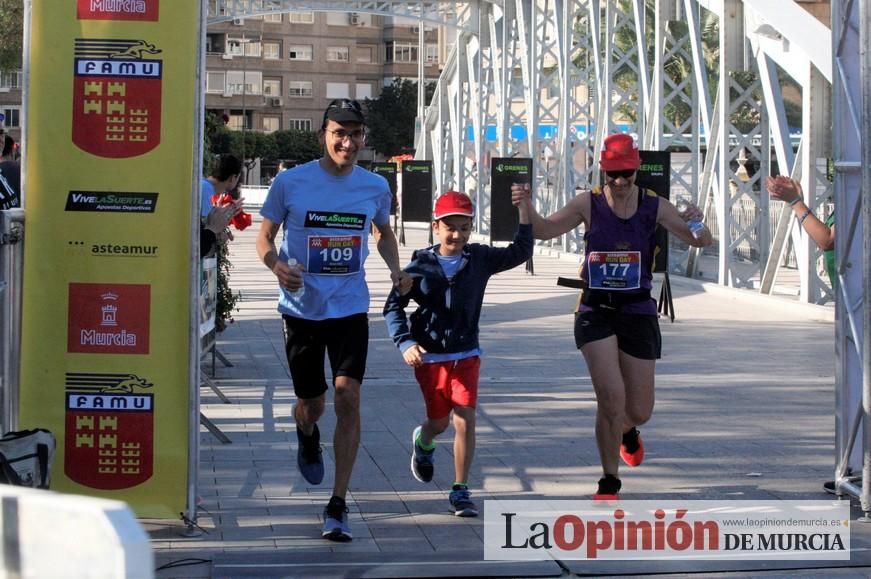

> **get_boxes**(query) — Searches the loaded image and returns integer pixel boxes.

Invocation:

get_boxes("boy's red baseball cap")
[433,191,474,220]
[599,133,641,171]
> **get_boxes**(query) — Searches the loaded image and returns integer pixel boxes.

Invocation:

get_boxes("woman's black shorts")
[574,309,661,360]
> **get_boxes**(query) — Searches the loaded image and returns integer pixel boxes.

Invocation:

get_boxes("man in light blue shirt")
[256,99,410,542]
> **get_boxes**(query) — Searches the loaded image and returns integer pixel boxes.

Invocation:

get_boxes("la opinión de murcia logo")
[77,0,159,21]
[483,500,850,561]
[72,38,162,158]
[68,283,150,354]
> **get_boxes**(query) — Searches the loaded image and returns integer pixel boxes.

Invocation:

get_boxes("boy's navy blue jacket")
[383,224,533,355]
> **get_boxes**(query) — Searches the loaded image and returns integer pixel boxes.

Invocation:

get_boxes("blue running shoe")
[449,484,478,517]
[322,498,352,542]
[411,426,434,483]
[296,425,324,485]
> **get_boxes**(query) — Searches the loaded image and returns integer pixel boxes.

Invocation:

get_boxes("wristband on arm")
[797,209,812,226]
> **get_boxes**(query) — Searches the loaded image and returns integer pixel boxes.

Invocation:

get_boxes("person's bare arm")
[767,176,835,251]
[373,221,412,292]
[658,198,713,247]
[255,217,302,290]
[510,183,588,240]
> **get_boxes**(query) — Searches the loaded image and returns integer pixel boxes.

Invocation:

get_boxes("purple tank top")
[579,188,659,315]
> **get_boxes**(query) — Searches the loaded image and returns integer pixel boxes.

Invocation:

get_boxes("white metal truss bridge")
[210,0,869,514]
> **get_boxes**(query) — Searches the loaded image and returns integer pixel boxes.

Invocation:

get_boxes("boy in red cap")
[384,190,532,516]
[511,133,712,501]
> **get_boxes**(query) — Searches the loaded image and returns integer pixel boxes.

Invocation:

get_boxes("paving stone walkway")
[150,217,870,578]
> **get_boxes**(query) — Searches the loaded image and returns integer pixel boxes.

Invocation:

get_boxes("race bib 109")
[306,235,362,275]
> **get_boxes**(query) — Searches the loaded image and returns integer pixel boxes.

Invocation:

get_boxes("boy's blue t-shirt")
[260,160,391,320]
[437,253,463,279]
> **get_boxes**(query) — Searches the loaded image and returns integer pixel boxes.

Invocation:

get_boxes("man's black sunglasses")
[605,169,636,179]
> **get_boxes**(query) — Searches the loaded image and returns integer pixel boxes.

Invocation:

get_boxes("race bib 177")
[587,251,641,290]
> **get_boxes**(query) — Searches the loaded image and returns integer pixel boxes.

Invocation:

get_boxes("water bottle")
[286,258,305,298]
[675,199,705,239]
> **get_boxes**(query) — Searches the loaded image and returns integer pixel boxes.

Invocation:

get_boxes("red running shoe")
[620,427,644,467]
[592,474,621,502]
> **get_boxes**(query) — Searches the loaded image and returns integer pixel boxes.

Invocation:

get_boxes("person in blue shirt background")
[201,154,242,219]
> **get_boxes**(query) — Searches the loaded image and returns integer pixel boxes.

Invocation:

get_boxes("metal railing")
[0,209,24,433]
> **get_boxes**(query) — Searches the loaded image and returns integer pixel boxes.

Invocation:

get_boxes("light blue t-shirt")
[260,160,391,320]
[437,253,463,279]
[201,178,215,218]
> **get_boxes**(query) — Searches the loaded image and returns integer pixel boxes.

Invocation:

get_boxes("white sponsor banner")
[484,500,850,561]
[199,257,217,338]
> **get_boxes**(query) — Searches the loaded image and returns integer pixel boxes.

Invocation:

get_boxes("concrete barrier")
[0,486,153,578]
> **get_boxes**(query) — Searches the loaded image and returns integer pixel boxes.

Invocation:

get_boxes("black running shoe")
[322,496,352,542]
[411,426,435,482]
[593,474,622,502]
[296,424,324,485]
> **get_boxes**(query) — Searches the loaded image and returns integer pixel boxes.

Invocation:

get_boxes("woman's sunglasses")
[605,169,637,179]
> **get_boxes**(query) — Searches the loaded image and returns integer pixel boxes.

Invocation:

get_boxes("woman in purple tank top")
[512,133,713,501]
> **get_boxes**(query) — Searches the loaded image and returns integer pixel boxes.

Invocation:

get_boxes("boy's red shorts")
[413,356,481,420]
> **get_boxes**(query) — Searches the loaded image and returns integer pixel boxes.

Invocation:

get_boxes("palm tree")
[0,0,23,73]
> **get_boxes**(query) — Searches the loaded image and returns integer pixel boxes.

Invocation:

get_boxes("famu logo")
[64,371,155,490]
[66,190,158,213]
[72,38,163,158]
[496,163,530,173]
[304,211,367,230]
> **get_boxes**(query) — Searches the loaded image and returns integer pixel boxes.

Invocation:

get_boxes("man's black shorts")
[574,309,662,360]
[282,313,369,399]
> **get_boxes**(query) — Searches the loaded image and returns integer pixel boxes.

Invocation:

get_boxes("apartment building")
[795,0,831,26]
[0,10,446,158]
[0,1,830,149]
[0,70,22,143]
[204,11,444,138]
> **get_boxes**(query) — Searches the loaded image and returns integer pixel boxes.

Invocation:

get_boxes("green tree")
[202,111,226,177]
[0,0,23,73]
[609,0,656,123]
[209,127,272,184]
[270,129,321,166]
[666,10,801,133]
[729,70,764,135]
[364,78,435,157]
[208,126,320,176]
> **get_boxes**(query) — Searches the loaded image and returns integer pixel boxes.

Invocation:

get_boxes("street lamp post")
[239,33,249,185]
